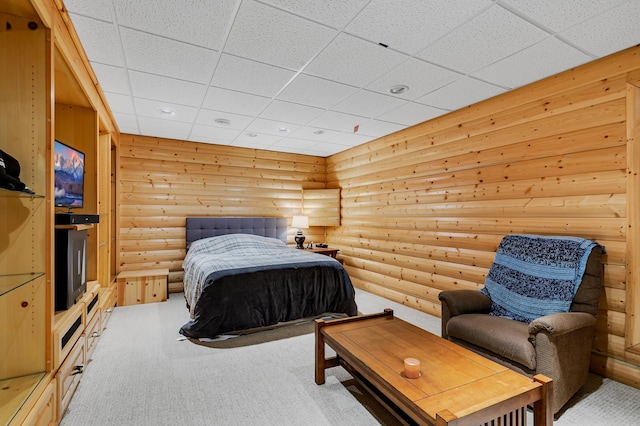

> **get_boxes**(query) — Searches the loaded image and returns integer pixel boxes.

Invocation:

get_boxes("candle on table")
[404,357,421,379]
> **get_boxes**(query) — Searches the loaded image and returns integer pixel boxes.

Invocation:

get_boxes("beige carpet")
[59,289,640,426]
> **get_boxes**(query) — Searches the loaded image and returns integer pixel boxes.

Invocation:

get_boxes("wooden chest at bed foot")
[117,268,169,306]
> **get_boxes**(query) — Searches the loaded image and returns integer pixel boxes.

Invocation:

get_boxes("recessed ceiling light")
[389,85,409,95]
[214,118,231,125]
[157,108,175,116]
[278,127,289,133]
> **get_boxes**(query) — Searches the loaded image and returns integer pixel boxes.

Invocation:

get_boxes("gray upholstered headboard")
[185,217,288,249]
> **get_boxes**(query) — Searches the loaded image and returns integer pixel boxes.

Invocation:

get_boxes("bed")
[180,217,358,338]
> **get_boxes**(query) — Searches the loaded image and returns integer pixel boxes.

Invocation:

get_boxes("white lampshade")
[291,215,309,229]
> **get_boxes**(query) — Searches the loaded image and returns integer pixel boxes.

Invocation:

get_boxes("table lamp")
[291,215,309,249]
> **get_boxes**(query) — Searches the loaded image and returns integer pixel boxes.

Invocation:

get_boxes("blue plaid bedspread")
[480,234,603,323]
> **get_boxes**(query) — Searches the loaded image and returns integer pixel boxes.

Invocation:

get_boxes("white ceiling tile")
[271,137,319,150]
[501,0,628,32]
[366,58,462,100]
[308,111,366,133]
[64,0,113,21]
[378,102,448,126]
[472,37,593,89]
[203,87,271,116]
[129,71,206,106]
[355,119,405,138]
[245,118,300,136]
[196,109,254,130]
[559,1,640,56]
[113,0,236,50]
[416,77,506,111]
[68,14,123,66]
[224,1,337,70]
[289,127,338,142]
[190,124,242,142]
[304,141,353,156]
[261,0,369,28]
[104,92,135,114]
[91,63,130,95]
[211,54,295,98]
[304,33,407,87]
[326,132,374,147]
[233,132,281,148]
[133,98,199,123]
[188,136,233,146]
[64,1,637,157]
[417,6,549,74]
[278,74,358,109]
[138,116,192,140]
[346,0,493,54]
[333,90,406,118]
[120,28,216,84]
[112,112,139,132]
[259,100,324,125]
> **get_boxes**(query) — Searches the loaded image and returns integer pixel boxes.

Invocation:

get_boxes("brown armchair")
[438,237,603,415]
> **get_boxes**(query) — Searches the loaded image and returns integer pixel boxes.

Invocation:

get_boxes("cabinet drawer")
[99,286,117,333]
[56,336,86,422]
[53,304,84,370]
[81,281,101,325]
[84,309,101,360]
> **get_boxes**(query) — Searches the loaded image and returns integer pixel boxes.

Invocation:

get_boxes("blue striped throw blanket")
[480,234,603,323]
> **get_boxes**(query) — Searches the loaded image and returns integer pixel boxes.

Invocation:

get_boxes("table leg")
[532,374,553,426]
[315,319,326,385]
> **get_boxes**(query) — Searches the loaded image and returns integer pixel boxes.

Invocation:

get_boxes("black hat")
[0,150,33,193]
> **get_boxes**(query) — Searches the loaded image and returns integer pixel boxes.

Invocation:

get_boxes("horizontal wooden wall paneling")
[337,122,625,193]
[328,75,626,177]
[330,98,625,184]
[330,227,505,252]
[333,235,496,268]
[120,204,302,218]
[596,309,626,337]
[339,217,624,241]
[327,48,639,168]
[120,160,327,184]
[120,227,184,239]
[590,354,640,389]
[122,136,325,170]
[326,47,640,387]
[119,185,308,202]
[118,134,330,280]
[340,244,487,282]
[342,193,626,219]
[349,276,441,318]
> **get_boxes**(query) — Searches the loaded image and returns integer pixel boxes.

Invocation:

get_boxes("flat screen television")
[54,140,85,209]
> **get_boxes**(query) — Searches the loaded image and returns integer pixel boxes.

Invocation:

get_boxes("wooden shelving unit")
[0,1,118,424]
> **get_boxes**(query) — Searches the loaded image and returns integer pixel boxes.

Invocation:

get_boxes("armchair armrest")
[528,311,596,337]
[438,290,491,339]
[439,290,492,316]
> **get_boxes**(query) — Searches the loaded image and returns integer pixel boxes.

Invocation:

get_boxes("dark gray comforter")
[180,234,357,338]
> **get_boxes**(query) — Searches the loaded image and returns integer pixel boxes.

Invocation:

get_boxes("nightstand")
[305,247,341,263]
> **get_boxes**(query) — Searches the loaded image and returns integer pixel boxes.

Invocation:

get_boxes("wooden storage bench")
[117,268,169,306]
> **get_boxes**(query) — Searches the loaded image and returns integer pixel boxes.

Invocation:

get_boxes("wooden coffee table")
[315,309,553,426]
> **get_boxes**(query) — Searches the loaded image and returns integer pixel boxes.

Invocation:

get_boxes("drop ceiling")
[63,0,640,157]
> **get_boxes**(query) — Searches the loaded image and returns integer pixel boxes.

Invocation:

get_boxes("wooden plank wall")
[117,135,327,289]
[326,46,640,389]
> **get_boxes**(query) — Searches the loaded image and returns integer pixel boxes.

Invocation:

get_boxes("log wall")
[326,46,640,389]
[116,46,640,388]
[117,136,328,289]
